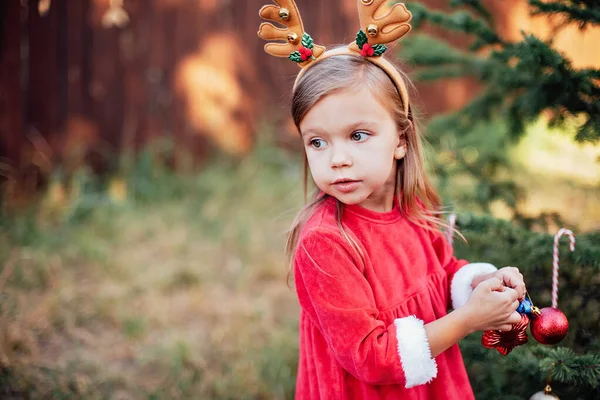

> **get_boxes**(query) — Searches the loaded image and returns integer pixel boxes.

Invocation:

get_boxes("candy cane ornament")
[552,228,576,309]
[528,228,574,345]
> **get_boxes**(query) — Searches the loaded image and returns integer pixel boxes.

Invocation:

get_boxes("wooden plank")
[0,0,23,167]
[120,0,148,155]
[27,0,64,145]
[89,0,125,154]
[66,0,91,116]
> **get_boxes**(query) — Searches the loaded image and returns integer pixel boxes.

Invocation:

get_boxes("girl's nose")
[329,145,352,168]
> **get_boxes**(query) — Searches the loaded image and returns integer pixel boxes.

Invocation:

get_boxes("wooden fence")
[1,0,598,180]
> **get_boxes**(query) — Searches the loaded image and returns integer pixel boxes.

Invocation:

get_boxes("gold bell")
[279,8,290,20]
[287,32,299,44]
[367,24,378,37]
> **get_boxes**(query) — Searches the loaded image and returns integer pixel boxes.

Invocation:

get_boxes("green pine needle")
[405,2,502,45]
[399,4,600,144]
[530,0,600,27]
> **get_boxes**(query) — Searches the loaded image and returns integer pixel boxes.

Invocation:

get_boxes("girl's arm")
[424,307,472,358]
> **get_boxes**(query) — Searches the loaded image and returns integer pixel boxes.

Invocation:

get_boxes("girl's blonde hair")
[286,53,447,271]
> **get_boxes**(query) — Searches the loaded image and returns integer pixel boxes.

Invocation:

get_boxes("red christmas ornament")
[531,307,569,345]
[482,313,529,355]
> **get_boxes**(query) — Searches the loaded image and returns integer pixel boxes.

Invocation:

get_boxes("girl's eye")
[309,138,327,149]
[351,131,369,142]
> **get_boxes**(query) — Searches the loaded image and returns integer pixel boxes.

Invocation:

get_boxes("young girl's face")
[299,86,406,212]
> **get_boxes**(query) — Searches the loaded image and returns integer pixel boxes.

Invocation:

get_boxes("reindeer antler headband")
[258,0,412,114]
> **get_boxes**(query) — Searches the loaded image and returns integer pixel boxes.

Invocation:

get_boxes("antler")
[258,0,325,66]
[351,0,411,52]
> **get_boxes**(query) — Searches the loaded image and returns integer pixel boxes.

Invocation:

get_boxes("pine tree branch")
[530,0,600,27]
[400,2,600,145]
[400,34,490,80]
[400,34,479,66]
[520,347,600,387]
[404,2,504,47]
[404,32,600,143]
[455,215,600,271]
[538,349,600,387]
[449,0,493,22]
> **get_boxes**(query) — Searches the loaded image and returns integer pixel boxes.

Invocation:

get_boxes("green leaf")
[289,52,302,63]
[356,30,367,48]
[372,44,387,56]
[301,33,314,49]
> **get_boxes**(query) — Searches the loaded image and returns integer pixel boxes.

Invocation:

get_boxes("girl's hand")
[492,266,526,300]
[462,277,522,333]
[471,266,527,300]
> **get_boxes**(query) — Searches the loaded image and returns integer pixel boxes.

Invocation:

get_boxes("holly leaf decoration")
[372,44,387,56]
[356,30,368,49]
[301,33,314,49]
[289,51,303,63]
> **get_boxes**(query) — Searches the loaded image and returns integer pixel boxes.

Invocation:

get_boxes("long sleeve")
[429,229,497,310]
[294,228,437,388]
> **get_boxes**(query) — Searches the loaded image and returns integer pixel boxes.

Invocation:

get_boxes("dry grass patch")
[1,146,302,398]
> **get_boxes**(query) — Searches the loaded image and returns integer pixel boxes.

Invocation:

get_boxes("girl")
[258,1,527,398]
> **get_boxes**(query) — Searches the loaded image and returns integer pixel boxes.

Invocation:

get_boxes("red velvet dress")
[293,196,481,399]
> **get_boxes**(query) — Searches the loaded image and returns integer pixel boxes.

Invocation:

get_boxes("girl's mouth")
[332,179,361,193]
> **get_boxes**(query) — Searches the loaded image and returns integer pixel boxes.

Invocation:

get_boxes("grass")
[0,125,597,398]
[0,139,303,399]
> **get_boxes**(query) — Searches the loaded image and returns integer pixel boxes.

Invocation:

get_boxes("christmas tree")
[455,215,600,399]
[397,1,600,398]
[398,0,600,216]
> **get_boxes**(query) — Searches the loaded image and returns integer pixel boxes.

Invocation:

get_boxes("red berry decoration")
[530,307,569,345]
[288,33,316,63]
[355,30,387,57]
[298,46,313,61]
[482,313,529,355]
[360,43,375,57]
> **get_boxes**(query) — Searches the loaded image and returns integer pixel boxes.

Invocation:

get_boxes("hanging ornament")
[516,296,533,316]
[530,306,569,345]
[102,0,130,29]
[530,384,560,400]
[482,313,529,355]
[551,228,575,310]
[530,228,575,345]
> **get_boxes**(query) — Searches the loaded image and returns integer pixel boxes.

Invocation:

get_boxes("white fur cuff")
[394,315,437,388]
[451,262,497,310]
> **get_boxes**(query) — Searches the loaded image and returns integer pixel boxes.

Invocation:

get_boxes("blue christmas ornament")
[517,297,533,316]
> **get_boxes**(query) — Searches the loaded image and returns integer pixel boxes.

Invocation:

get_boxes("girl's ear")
[394,134,407,160]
